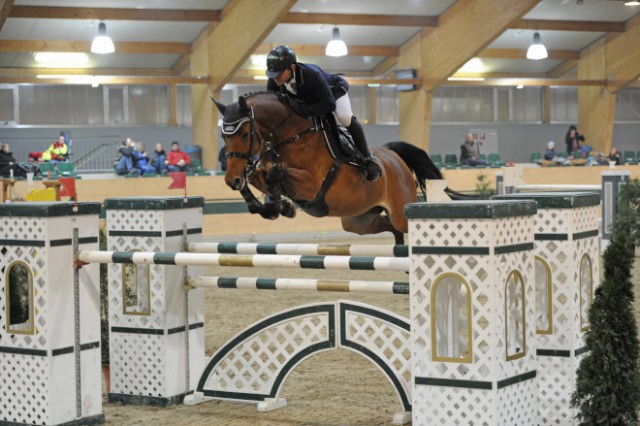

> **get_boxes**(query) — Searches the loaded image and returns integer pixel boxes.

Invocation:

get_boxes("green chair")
[488,153,504,167]
[530,152,542,164]
[38,162,57,179]
[623,151,637,165]
[57,162,81,179]
[190,159,211,176]
[431,154,443,168]
[444,154,458,169]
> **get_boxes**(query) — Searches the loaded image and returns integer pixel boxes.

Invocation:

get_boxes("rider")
[265,45,381,181]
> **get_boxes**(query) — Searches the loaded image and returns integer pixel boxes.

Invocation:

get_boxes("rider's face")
[273,67,292,86]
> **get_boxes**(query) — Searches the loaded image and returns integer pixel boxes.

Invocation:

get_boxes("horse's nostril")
[232,178,241,190]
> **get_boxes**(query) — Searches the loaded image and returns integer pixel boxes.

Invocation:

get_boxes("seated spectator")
[132,142,155,175]
[165,141,191,172]
[544,141,568,164]
[460,133,488,166]
[565,125,585,156]
[609,147,621,165]
[114,138,135,175]
[28,133,69,163]
[150,143,166,174]
[0,143,27,178]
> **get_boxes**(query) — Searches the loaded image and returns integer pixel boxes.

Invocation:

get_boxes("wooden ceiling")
[0,0,639,89]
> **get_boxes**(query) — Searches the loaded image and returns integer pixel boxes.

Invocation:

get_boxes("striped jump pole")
[187,242,408,257]
[76,250,409,272]
[185,276,409,294]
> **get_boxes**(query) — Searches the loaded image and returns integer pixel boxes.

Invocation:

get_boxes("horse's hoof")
[260,203,280,220]
[279,200,296,218]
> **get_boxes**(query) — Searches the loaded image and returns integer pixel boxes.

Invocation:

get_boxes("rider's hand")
[289,98,311,116]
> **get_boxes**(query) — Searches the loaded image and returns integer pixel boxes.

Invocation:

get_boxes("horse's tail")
[384,141,442,196]
[384,141,482,201]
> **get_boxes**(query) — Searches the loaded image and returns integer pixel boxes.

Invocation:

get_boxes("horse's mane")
[242,91,288,104]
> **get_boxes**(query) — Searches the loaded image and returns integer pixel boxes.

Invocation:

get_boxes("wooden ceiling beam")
[0,40,190,54]
[443,78,609,87]
[512,19,625,32]
[479,48,579,60]
[8,6,220,21]
[254,43,398,57]
[0,0,14,32]
[371,57,398,77]
[546,60,577,78]
[0,68,173,76]
[0,76,209,85]
[171,54,191,76]
[281,12,438,27]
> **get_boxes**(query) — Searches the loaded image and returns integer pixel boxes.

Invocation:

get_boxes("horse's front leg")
[240,170,280,220]
[264,166,296,219]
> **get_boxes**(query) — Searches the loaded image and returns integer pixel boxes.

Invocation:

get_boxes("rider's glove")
[289,98,312,117]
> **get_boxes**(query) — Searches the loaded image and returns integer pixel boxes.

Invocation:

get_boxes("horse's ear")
[238,96,249,111]
[211,97,226,115]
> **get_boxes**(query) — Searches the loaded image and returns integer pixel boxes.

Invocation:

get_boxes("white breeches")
[334,94,353,127]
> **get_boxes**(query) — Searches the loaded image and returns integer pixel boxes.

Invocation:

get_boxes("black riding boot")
[347,116,381,181]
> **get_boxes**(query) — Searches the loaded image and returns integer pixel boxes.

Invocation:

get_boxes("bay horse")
[213,92,459,244]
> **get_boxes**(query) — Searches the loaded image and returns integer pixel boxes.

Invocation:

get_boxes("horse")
[213,92,460,244]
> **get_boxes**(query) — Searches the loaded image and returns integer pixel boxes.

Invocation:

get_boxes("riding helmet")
[266,45,297,78]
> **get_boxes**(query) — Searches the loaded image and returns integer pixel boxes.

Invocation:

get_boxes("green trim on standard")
[405,200,536,219]
[104,196,205,211]
[492,192,601,209]
[573,229,599,240]
[0,202,101,217]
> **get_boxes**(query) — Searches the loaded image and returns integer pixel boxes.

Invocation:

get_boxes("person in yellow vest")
[42,134,69,162]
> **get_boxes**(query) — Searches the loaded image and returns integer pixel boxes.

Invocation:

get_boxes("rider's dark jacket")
[267,63,349,117]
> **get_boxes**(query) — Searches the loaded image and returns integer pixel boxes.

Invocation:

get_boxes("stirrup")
[363,156,381,181]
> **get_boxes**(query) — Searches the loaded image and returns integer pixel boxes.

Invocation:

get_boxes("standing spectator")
[609,147,621,165]
[150,143,166,174]
[114,138,135,175]
[165,141,191,172]
[132,142,155,175]
[460,133,488,166]
[0,143,26,178]
[565,125,585,156]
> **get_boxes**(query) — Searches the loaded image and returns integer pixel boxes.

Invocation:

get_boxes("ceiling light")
[516,84,524,89]
[325,27,348,57]
[624,0,640,5]
[526,32,548,60]
[447,77,486,81]
[91,22,115,54]
[34,52,89,67]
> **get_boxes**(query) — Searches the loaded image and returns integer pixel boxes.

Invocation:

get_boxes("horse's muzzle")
[226,175,244,190]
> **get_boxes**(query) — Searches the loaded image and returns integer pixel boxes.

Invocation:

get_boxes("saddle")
[315,115,364,169]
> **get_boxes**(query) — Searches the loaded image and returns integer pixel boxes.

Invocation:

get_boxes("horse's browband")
[222,117,250,135]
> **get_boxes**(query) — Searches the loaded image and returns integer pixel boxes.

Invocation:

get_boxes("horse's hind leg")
[341,208,405,244]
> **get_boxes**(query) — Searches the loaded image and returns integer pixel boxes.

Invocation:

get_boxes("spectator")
[132,142,155,175]
[165,141,191,172]
[459,133,488,166]
[150,143,166,174]
[0,143,27,178]
[114,138,135,175]
[544,141,567,164]
[28,133,69,163]
[565,125,585,156]
[609,147,621,165]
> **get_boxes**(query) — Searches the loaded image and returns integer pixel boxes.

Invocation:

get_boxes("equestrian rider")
[265,45,381,181]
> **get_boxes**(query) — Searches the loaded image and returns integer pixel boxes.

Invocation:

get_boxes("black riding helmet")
[266,45,297,78]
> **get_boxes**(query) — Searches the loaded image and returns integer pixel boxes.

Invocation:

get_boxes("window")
[580,254,593,331]
[431,273,472,363]
[122,250,151,315]
[5,261,34,335]
[505,270,526,361]
[535,256,553,335]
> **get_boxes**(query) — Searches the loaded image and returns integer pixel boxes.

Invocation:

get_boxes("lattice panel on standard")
[411,219,491,248]
[107,210,163,233]
[412,386,492,426]
[496,379,537,425]
[202,309,331,397]
[537,355,576,425]
[0,355,49,424]
[110,333,167,397]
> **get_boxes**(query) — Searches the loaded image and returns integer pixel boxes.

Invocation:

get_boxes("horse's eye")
[241,132,249,140]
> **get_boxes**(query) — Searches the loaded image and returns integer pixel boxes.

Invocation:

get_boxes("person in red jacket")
[165,141,191,172]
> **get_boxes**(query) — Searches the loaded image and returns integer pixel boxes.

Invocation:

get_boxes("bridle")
[222,99,319,176]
